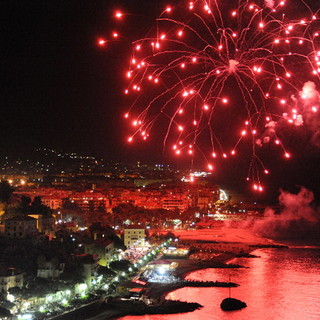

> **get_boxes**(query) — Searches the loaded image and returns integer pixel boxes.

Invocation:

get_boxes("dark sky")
[0,0,319,202]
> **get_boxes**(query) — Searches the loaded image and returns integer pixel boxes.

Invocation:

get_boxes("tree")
[109,260,133,273]
[30,196,52,216]
[112,203,136,225]
[0,181,14,203]
[16,196,31,215]
[97,265,116,278]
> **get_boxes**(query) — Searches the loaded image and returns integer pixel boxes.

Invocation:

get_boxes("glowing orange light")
[284,152,291,158]
[208,164,213,171]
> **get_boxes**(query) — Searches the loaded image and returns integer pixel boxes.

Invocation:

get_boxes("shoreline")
[86,229,288,320]
[87,250,246,320]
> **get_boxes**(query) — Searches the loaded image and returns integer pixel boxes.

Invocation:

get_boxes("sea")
[118,245,320,320]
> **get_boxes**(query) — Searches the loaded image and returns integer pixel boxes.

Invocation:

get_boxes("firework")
[111,0,320,191]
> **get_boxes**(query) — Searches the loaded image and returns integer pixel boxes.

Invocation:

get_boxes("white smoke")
[300,81,319,100]
[299,81,320,145]
[252,187,320,239]
[264,0,275,8]
[228,59,239,73]
[255,82,320,147]
[255,120,277,146]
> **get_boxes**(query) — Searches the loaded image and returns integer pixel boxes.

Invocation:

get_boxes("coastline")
[86,250,247,320]
[86,228,286,320]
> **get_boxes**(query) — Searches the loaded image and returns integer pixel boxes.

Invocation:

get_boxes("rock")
[220,297,247,311]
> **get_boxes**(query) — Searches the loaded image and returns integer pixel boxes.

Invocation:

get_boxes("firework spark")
[112,0,320,191]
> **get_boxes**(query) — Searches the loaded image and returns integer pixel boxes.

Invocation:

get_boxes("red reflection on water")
[119,248,320,320]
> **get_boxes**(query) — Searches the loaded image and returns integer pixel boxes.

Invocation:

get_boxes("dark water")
[119,247,320,320]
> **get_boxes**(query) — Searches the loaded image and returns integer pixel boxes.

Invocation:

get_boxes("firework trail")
[104,0,320,191]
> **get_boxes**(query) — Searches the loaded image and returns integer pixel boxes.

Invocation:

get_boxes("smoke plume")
[252,187,320,240]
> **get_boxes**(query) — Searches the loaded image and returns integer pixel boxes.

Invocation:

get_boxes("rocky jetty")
[220,297,247,311]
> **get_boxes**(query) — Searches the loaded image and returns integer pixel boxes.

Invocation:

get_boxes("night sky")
[1,0,320,202]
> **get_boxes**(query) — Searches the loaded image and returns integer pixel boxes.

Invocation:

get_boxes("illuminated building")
[161,194,191,211]
[69,191,108,211]
[0,267,23,292]
[123,225,145,248]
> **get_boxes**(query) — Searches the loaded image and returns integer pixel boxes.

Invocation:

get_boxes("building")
[0,267,23,292]
[37,256,65,279]
[41,197,63,210]
[123,225,145,248]
[3,215,38,238]
[74,254,97,287]
[28,214,55,233]
[116,279,147,298]
[69,191,107,211]
[161,193,191,211]
[84,239,115,267]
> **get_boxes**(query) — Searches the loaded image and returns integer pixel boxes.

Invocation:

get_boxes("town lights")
[79,283,87,291]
